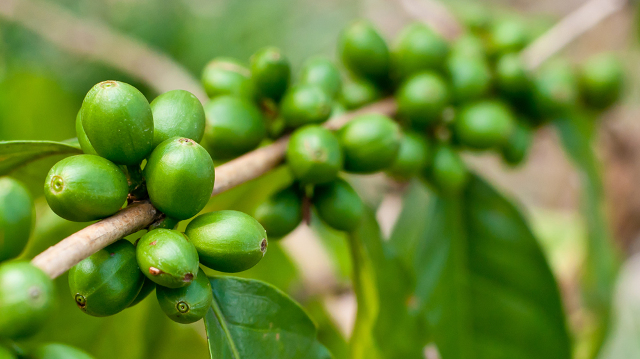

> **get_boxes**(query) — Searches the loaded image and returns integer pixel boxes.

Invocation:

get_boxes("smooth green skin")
[254,186,303,238]
[0,262,54,339]
[488,19,529,55]
[75,111,97,155]
[185,210,267,273]
[533,61,579,116]
[313,178,364,232]
[502,121,533,166]
[286,125,343,184]
[81,80,154,165]
[427,145,468,195]
[338,20,390,85]
[68,240,144,317]
[128,276,156,307]
[338,113,402,173]
[150,90,206,147]
[0,177,34,262]
[396,71,450,129]
[579,53,624,110]
[250,47,291,102]
[280,85,332,128]
[44,155,128,222]
[202,96,267,160]
[136,229,200,289]
[145,137,215,220]
[32,343,95,359]
[201,57,255,100]
[447,55,492,103]
[0,347,15,359]
[454,101,515,150]
[495,53,531,98]
[387,132,431,180]
[450,34,486,59]
[339,78,382,110]
[299,57,342,99]
[391,23,449,80]
[156,267,212,324]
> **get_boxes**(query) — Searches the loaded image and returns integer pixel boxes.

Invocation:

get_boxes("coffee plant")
[0,3,626,359]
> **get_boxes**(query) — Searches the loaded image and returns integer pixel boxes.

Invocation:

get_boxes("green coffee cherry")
[447,55,492,103]
[0,262,54,339]
[68,240,144,317]
[0,177,34,262]
[75,111,97,155]
[280,85,333,128]
[533,61,579,116]
[339,20,390,85]
[0,346,15,359]
[488,19,529,55]
[456,3,491,33]
[450,34,486,59]
[454,101,515,150]
[495,53,531,99]
[427,145,468,195]
[150,90,206,147]
[299,57,342,99]
[44,155,128,222]
[254,186,303,238]
[338,114,402,173]
[579,53,624,110]
[286,125,343,184]
[396,71,450,129]
[313,178,364,232]
[136,229,200,288]
[128,277,156,307]
[185,210,267,273]
[81,80,153,165]
[156,267,212,324]
[202,96,267,160]
[250,47,291,102]
[339,78,383,110]
[387,132,431,180]
[201,58,255,100]
[31,343,95,359]
[392,23,449,80]
[501,121,533,166]
[145,137,215,220]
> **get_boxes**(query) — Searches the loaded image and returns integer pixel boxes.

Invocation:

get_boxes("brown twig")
[520,0,628,70]
[0,0,207,102]
[30,100,398,279]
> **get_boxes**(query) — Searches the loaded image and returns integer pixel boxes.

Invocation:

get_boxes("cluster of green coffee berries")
[54,81,269,324]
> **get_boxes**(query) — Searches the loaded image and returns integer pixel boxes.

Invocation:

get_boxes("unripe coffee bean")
[0,177,34,262]
[150,90,206,147]
[185,210,267,273]
[339,78,383,110]
[44,155,128,222]
[136,229,200,289]
[75,111,97,155]
[579,53,624,110]
[396,71,450,129]
[250,47,291,102]
[299,57,342,99]
[313,178,364,232]
[145,137,215,220]
[202,96,266,160]
[426,145,468,195]
[392,23,449,80]
[454,100,515,150]
[68,240,145,317]
[286,125,343,184]
[339,20,390,85]
[0,262,54,339]
[387,132,431,180]
[201,58,255,100]
[156,267,212,324]
[81,81,154,165]
[280,85,333,128]
[254,186,303,238]
[338,114,402,173]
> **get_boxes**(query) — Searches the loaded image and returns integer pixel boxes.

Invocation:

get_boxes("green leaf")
[415,175,571,359]
[0,140,81,176]
[204,276,330,359]
[554,112,619,356]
